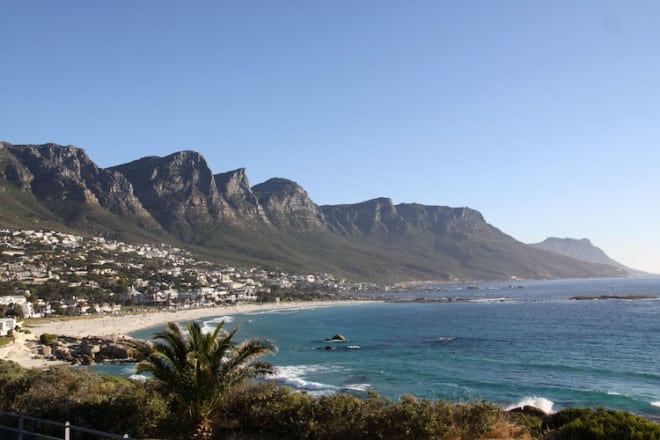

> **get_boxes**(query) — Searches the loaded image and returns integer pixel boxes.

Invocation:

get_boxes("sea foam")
[652,401,660,408]
[507,396,556,414]
[201,316,234,334]
[269,365,340,395]
[205,315,234,324]
[342,383,371,392]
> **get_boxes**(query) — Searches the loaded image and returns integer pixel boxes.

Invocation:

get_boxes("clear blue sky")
[2,1,659,273]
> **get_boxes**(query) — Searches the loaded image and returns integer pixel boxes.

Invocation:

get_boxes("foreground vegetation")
[1,360,659,439]
[2,324,659,439]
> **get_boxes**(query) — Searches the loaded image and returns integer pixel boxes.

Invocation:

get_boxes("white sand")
[0,300,371,369]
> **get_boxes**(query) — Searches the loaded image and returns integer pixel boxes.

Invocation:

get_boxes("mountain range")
[530,237,643,276]
[0,141,630,282]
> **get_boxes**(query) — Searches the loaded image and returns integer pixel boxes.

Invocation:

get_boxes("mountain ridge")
[0,141,630,282]
[530,237,644,275]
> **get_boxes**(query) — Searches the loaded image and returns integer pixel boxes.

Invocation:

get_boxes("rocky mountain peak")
[531,237,614,265]
[0,140,633,282]
[215,167,250,194]
[253,178,305,195]
[7,143,111,204]
[3,143,159,229]
[110,151,230,240]
[214,168,269,223]
[252,178,326,231]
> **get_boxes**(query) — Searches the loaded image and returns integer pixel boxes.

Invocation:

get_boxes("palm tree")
[137,320,277,439]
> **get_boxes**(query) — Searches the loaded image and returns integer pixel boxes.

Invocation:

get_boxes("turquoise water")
[119,277,660,419]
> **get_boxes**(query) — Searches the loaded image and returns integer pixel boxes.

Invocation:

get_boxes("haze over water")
[122,277,660,420]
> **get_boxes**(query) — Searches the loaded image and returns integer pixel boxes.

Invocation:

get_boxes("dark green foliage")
[544,407,660,440]
[0,360,39,411]
[39,333,57,345]
[0,360,168,438]
[217,383,525,439]
[137,321,277,438]
[2,358,659,439]
[0,302,24,319]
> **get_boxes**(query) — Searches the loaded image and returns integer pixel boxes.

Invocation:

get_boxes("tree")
[137,321,277,439]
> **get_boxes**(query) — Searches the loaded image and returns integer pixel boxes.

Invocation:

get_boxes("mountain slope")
[0,141,629,282]
[530,237,643,275]
[0,142,168,242]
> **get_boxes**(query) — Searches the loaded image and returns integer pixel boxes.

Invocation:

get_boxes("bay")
[115,277,660,420]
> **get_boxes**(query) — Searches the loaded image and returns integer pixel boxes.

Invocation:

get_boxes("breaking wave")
[506,396,555,414]
[268,365,341,395]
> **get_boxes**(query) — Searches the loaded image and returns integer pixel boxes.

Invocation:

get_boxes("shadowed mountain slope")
[0,142,630,282]
[531,237,644,275]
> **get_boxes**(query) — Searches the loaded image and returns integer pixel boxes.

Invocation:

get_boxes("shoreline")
[0,300,374,369]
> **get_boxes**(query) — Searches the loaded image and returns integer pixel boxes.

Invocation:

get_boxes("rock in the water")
[509,405,549,417]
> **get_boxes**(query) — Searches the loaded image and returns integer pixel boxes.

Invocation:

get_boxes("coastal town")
[0,228,379,331]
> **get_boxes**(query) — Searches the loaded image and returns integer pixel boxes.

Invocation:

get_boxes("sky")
[1,1,659,273]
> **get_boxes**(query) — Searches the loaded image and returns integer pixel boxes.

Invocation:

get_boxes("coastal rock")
[81,343,101,357]
[325,334,347,342]
[508,405,549,418]
[40,345,51,357]
[37,335,149,365]
[52,346,73,362]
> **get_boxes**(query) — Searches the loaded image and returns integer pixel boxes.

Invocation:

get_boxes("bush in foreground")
[0,361,168,438]
[543,407,660,440]
[217,382,530,439]
[1,360,660,439]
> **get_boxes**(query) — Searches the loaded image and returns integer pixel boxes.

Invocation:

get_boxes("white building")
[0,318,16,336]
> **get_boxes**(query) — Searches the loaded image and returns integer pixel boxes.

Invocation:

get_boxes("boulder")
[53,347,73,362]
[508,405,548,418]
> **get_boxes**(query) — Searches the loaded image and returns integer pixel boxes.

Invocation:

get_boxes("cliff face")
[252,178,326,231]
[214,168,270,224]
[3,143,160,229]
[0,142,33,191]
[0,141,632,282]
[110,151,231,240]
[322,198,407,236]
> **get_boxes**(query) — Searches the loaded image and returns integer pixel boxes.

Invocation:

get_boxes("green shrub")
[39,333,57,345]
[5,359,658,440]
[11,366,168,438]
[545,407,660,440]
[217,384,527,439]
[0,360,39,411]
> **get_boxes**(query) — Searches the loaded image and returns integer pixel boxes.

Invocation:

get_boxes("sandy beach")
[0,300,370,369]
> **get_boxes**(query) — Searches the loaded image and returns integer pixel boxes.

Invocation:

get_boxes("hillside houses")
[0,229,355,318]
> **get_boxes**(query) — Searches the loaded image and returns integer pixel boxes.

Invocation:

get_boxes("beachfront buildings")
[0,229,355,318]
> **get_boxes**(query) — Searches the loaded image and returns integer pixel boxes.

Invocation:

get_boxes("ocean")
[110,277,660,419]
